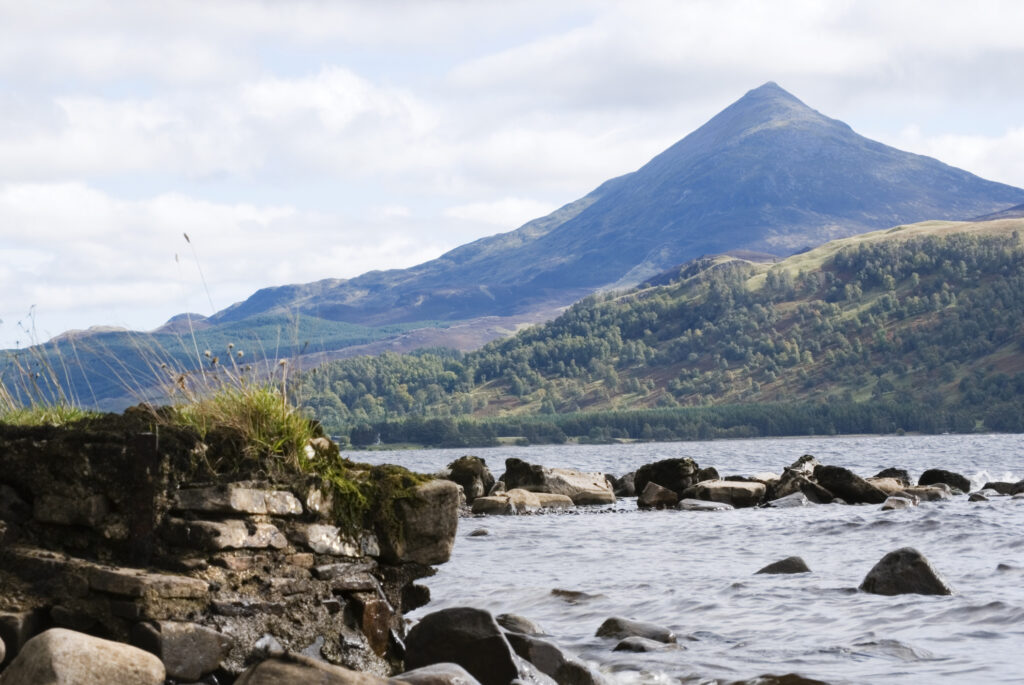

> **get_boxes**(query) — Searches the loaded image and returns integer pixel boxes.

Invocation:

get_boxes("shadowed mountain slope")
[212,82,1024,326]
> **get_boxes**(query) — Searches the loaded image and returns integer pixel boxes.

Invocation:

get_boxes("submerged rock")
[405,607,519,685]
[503,459,615,505]
[612,636,675,653]
[872,468,912,487]
[981,482,1014,495]
[968,493,989,502]
[755,556,810,575]
[471,489,541,515]
[678,498,733,511]
[813,465,887,505]
[881,496,916,511]
[762,492,813,508]
[595,617,675,644]
[608,472,636,497]
[866,477,908,495]
[899,484,952,502]
[0,628,165,685]
[918,469,971,494]
[637,482,678,509]
[859,548,952,596]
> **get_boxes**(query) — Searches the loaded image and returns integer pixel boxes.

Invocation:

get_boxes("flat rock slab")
[691,480,765,508]
[89,566,209,599]
[678,499,733,512]
[859,547,952,596]
[0,628,165,685]
[173,486,303,516]
[293,523,361,556]
[164,518,288,551]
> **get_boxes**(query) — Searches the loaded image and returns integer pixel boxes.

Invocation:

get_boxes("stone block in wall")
[131,620,231,682]
[290,523,361,556]
[163,518,289,551]
[89,566,209,599]
[377,480,460,566]
[33,494,109,527]
[312,563,378,592]
[173,486,303,516]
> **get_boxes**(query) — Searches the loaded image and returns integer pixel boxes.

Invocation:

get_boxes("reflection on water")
[365,434,1024,684]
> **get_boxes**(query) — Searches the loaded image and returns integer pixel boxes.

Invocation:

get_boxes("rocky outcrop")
[633,458,700,497]
[595,617,675,644]
[755,557,810,575]
[0,416,458,681]
[443,457,495,504]
[637,482,678,509]
[813,465,887,505]
[918,469,971,493]
[859,548,953,596]
[0,628,165,685]
[502,459,615,505]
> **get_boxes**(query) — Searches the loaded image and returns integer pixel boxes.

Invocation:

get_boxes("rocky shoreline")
[1,417,1021,684]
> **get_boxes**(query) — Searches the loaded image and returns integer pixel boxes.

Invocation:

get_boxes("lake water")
[362,434,1024,684]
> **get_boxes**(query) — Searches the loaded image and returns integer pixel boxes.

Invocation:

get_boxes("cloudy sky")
[2,0,1023,349]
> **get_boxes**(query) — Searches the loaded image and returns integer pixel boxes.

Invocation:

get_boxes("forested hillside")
[296,220,1024,446]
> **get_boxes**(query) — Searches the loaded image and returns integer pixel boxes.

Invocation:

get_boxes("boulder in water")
[968,493,989,502]
[471,489,542,515]
[755,556,810,575]
[918,469,971,493]
[859,547,952,596]
[678,498,733,511]
[898,484,952,502]
[637,482,679,509]
[690,480,765,508]
[505,632,608,685]
[445,457,496,504]
[612,636,676,652]
[503,459,615,505]
[405,607,520,685]
[762,492,813,508]
[880,496,916,511]
[873,468,912,487]
[981,482,1014,495]
[866,477,907,495]
[813,465,887,505]
[0,628,165,685]
[235,655,387,684]
[608,472,636,497]
[534,493,574,510]
[595,617,675,644]
[634,458,700,497]
[497,614,546,637]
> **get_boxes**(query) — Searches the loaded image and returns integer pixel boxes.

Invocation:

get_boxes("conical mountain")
[214,82,1024,325]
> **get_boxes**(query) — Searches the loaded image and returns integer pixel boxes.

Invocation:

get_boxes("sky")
[2,0,1023,349]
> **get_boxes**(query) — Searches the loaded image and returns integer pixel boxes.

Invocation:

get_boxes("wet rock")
[131,620,230,682]
[677,498,733,511]
[696,466,721,482]
[502,459,615,505]
[788,454,820,476]
[234,655,387,684]
[755,556,810,574]
[468,528,490,537]
[394,662,483,685]
[813,465,887,505]
[768,470,833,504]
[0,628,165,685]
[918,468,971,493]
[513,655,559,685]
[859,547,952,596]
[881,496,917,511]
[865,478,907,495]
[728,674,831,685]
[637,482,679,509]
[595,617,675,644]
[378,479,460,565]
[981,482,1015,495]
[471,489,542,515]
[762,492,813,508]
[1012,480,1024,495]
[609,472,636,497]
[551,589,604,603]
[172,485,303,515]
[613,636,674,653]
[497,614,546,636]
[445,457,496,504]
[899,484,952,502]
[690,480,765,508]
[873,468,912,487]
[505,632,607,685]
[634,458,700,497]
[405,607,519,685]
[968,492,989,502]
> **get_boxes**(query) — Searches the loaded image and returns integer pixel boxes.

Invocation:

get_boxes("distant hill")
[6,82,1024,409]
[298,218,1024,443]
[212,82,1024,326]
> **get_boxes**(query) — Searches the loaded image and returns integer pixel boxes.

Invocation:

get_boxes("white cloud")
[444,197,558,228]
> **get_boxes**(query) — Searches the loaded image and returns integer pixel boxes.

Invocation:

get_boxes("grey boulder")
[0,628,165,685]
[859,547,952,596]
[595,617,675,644]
